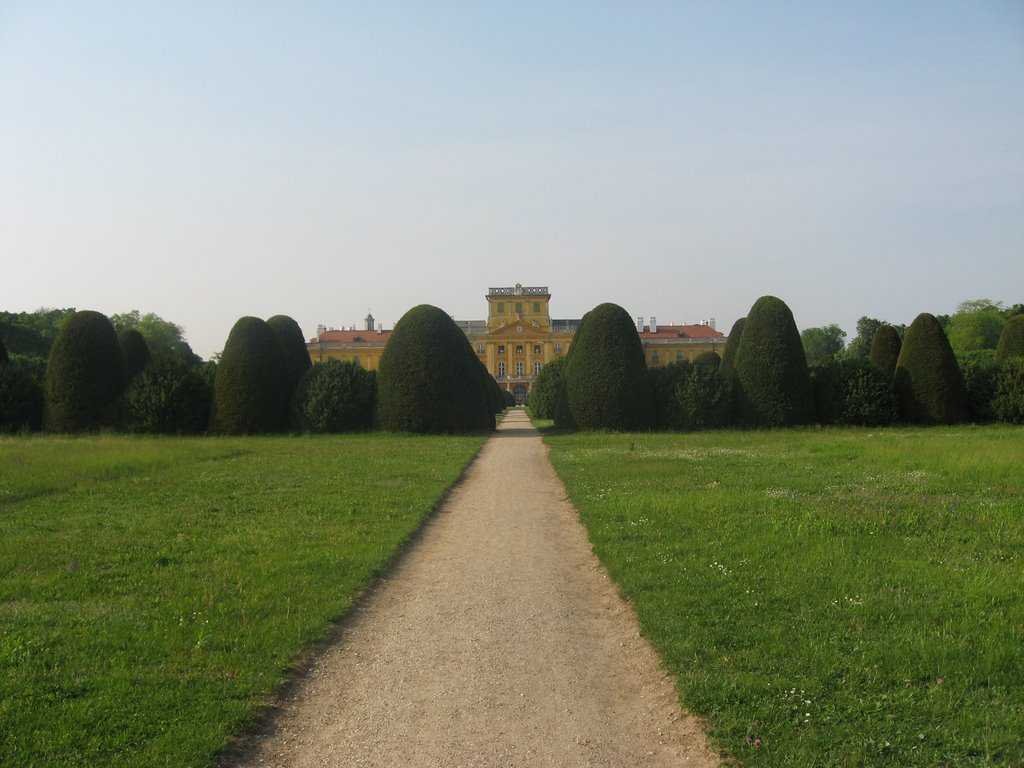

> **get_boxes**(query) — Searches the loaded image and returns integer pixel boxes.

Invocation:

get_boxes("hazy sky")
[2,2,1022,359]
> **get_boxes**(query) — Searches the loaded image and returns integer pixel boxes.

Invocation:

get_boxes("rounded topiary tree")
[868,324,902,378]
[529,357,566,420]
[719,317,745,382]
[377,304,493,434]
[212,316,289,434]
[266,314,311,405]
[45,310,125,432]
[732,296,814,427]
[694,350,721,370]
[122,359,211,434]
[119,329,152,381]
[995,314,1024,364]
[893,312,968,424]
[564,302,654,431]
[293,359,376,433]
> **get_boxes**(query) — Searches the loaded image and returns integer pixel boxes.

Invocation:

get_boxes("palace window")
[676,350,683,362]
[515,361,524,377]
[498,345,505,354]
[353,356,361,367]
[652,350,660,364]
[515,302,523,315]
[515,345,523,355]
[555,342,562,354]
[533,302,541,313]
[533,344,541,355]
[497,302,504,314]
[497,361,506,377]
[534,361,542,376]
[477,343,484,355]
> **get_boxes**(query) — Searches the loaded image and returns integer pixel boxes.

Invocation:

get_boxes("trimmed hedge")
[995,314,1024,364]
[959,351,999,423]
[810,359,897,427]
[894,312,968,424]
[119,329,152,381]
[992,358,1024,424]
[529,357,567,419]
[868,324,902,377]
[266,314,311,405]
[565,302,654,431]
[732,296,814,427]
[44,310,125,432]
[376,304,494,434]
[0,364,44,433]
[293,359,376,433]
[211,316,289,434]
[122,359,211,434]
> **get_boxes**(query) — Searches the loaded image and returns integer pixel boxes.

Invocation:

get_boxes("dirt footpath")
[227,409,720,767]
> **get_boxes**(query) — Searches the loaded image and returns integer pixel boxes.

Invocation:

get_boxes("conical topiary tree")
[868,324,902,378]
[377,304,494,434]
[564,302,654,430]
[893,312,968,424]
[732,296,814,427]
[995,314,1024,364]
[44,310,125,432]
[211,316,290,434]
[528,357,566,420]
[719,317,745,382]
[119,329,153,381]
[266,314,312,409]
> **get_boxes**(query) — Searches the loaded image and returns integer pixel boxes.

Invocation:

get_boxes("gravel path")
[226,409,719,767]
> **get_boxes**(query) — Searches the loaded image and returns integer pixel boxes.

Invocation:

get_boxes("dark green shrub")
[868,324,902,377]
[565,302,654,431]
[992,358,1024,424]
[122,360,211,434]
[0,336,8,365]
[732,296,814,427]
[211,316,289,434]
[719,317,745,382]
[694,350,721,370]
[995,315,1024,364]
[813,359,898,426]
[959,351,999,422]
[119,329,152,381]
[651,363,688,429]
[293,359,376,433]
[529,358,567,419]
[266,314,311,404]
[677,363,732,431]
[44,310,125,432]
[0,365,44,432]
[894,312,968,424]
[377,304,494,434]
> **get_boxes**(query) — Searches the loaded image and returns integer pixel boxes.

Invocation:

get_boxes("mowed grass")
[0,433,486,767]
[543,425,1024,767]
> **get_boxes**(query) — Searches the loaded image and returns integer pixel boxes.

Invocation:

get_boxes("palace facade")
[307,285,727,404]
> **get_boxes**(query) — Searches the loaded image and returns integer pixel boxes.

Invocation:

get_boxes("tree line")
[529,297,1024,430]
[2,297,1022,435]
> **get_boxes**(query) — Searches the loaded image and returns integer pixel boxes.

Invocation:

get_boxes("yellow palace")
[307,285,727,404]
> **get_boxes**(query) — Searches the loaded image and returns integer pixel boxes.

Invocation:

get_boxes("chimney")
[377,323,383,334]
[317,324,326,337]
[709,317,716,330]
[650,316,657,333]
[636,316,644,333]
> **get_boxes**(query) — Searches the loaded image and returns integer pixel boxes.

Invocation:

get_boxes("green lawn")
[543,425,1024,767]
[0,433,485,767]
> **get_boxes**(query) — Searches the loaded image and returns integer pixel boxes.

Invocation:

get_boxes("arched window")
[497,361,506,377]
[676,350,683,362]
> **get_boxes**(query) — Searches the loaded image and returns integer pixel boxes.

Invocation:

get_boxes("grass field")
[0,433,486,767]
[542,424,1024,766]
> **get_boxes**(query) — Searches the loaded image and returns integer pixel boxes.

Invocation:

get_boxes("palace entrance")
[512,384,528,406]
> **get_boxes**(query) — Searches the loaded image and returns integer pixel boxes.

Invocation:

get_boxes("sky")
[2,2,1022,360]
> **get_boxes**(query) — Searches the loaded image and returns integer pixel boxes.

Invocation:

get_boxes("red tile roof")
[639,324,725,340]
[310,330,392,344]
